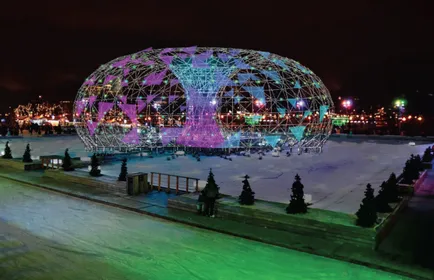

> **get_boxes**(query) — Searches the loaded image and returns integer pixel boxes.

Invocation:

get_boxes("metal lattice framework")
[73,47,334,153]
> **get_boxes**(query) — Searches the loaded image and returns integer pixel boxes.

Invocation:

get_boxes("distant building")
[59,100,72,114]
[13,99,73,126]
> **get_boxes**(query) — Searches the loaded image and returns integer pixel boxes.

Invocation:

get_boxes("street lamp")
[393,99,407,134]
[341,99,352,114]
[394,99,406,108]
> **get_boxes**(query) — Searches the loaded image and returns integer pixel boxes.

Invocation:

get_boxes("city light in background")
[296,100,305,108]
[2,92,428,138]
[394,99,406,109]
[341,99,352,109]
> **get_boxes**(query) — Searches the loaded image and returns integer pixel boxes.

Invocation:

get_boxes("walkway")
[0,178,404,280]
[379,168,434,272]
[416,169,434,196]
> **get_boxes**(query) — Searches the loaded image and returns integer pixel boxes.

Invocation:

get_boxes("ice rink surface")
[1,136,432,214]
[0,179,407,280]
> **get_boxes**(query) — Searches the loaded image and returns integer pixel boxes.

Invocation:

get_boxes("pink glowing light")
[342,99,352,108]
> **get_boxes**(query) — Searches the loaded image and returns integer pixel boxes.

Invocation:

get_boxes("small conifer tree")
[286,174,308,214]
[402,158,418,184]
[22,144,33,163]
[356,183,378,227]
[414,154,423,172]
[239,175,255,205]
[118,158,128,181]
[2,141,12,159]
[202,168,219,198]
[89,153,101,176]
[409,155,421,178]
[62,148,74,171]
[375,181,393,213]
[422,147,432,163]
[385,172,400,202]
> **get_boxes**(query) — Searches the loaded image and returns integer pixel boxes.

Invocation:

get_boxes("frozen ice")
[1,136,432,214]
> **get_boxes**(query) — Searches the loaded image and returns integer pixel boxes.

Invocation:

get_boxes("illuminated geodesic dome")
[74,47,334,153]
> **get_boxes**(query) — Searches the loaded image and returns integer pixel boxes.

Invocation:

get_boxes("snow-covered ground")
[0,180,407,280]
[0,136,89,159]
[1,136,432,214]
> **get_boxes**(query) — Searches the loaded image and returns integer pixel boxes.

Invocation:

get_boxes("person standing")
[205,187,218,217]
[197,190,206,215]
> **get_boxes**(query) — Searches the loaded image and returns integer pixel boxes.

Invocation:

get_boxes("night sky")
[1,1,433,114]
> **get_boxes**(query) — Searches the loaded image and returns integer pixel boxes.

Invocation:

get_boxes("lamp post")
[341,99,352,115]
[341,99,352,133]
[393,99,406,135]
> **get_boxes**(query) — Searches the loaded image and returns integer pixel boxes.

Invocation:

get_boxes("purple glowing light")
[176,118,224,148]
[88,96,97,108]
[87,121,98,136]
[160,48,173,54]
[192,50,213,68]
[98,102,114,120]
[144,70,167,85]
[130,58,143,64]
[182,46,197,54]
[146,94,157,104]
[218,53,229,62]
[175,88,224,148]
[112,57,131,68]
[103,75,117,86]
[142,60,155,66]
[160,127,183,145]
[160,55,174,66]
[84,76,96,86]
[118,95,127,104]
[230,49,240,56]
[234,58,250,69]
[168,95,178,104]
[74,101,86,117]
[215,71,235,87]
[137,98,146,112]
[122,128,139,144]
[118,103,138,124]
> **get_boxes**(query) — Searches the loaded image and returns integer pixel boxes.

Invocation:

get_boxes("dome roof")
[74,47,334,152]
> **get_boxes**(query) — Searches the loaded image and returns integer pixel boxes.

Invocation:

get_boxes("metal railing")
[149,172,199,194]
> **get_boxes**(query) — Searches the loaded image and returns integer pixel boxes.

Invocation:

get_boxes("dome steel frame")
[73,47,334,154]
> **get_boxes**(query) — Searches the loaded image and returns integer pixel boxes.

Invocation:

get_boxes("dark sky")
[1,1,434,114]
